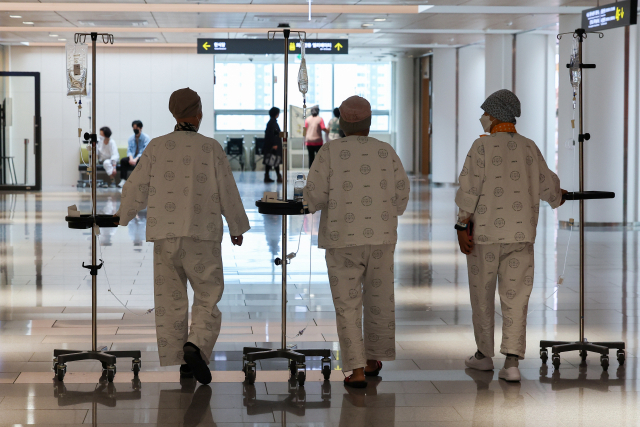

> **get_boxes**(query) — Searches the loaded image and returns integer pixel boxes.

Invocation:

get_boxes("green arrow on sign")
[202,42,211,50]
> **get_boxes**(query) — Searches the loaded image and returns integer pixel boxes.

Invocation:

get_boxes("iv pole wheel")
[579,350,588,362]
[296,369,306,387]
[244,362,256,384]
[55,363,67,382]
[289,360,297,377]
[600,354,609,371]
[132,359,141,376]
[106,366,116,382]
[539,349,548,363]
[617,350,626,365]
[552,354,561,370]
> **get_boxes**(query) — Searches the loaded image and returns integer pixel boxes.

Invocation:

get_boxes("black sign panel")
[197,38,348,55]
[582,0,638,31]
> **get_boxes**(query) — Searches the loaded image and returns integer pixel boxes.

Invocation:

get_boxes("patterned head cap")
[481,89,521,124]
[339,96,372,123]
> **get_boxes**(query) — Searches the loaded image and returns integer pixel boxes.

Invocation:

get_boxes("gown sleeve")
[304,143,331,213]
[116,146,153,226]
[536,145,562,209]
[215,144,251,236]
[391,149,410,216]
[455,138,485,214]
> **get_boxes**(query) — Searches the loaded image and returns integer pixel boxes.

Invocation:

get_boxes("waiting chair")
[250,137,266,171]
[225,136,246,171]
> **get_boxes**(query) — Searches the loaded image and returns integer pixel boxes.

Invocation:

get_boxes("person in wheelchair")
[264,107,283,183]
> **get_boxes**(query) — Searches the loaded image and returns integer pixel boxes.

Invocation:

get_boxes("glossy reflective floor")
[0,172,638,426]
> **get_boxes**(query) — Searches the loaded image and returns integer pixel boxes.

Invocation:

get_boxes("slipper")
[343,375,367,389]
[364,361,383,377]
[183,342,212,385]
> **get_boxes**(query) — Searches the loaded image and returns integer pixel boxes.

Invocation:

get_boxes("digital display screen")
[197,39,348,55]
[582,0,638,31]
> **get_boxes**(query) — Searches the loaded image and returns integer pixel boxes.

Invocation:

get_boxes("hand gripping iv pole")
[242,28,332,387]
[54,32,142,383]
[540,28,625,372]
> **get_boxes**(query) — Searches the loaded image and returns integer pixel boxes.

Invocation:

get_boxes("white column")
[485,34,513,95]
[394,57,414,173]
[515,33,557,163]
[431,48,457,184]
[557,15,628,224]
[457,46,486,173]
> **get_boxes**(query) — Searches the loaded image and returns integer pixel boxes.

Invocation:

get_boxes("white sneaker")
[465,354,494,371]
[498,366,521,382]
[117,179,125,188]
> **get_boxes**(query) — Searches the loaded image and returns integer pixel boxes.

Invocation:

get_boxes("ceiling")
[0,1,601,56]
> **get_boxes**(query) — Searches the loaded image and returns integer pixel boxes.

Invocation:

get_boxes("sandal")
[343,375,367,389]
[364,361,383,377]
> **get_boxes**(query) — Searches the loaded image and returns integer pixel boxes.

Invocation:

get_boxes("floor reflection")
[338,378,392,427]
[539,360,627,391]
[465,369,525,426]
[159,378,215,427]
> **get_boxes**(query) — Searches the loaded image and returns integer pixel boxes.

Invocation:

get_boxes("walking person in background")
[304,106,328,167]
[327,108,342,141]
[264,107,283,184]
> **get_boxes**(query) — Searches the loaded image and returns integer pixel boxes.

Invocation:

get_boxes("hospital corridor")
[0,1,639,426]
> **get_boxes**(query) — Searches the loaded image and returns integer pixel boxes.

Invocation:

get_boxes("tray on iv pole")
[539,28,625,372]
[241,28,331,387]
[53,32,142,383]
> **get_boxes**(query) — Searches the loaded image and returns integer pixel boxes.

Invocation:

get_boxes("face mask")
[133,128,140,135]
[98,135,105,143]
[480,115,493,133]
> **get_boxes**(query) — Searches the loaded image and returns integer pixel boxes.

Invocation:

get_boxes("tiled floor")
[0,171,638,426]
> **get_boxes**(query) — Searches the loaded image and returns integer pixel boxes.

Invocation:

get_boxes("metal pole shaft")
[91,33,98,352]
[281,30,290,349]
[578,34,585,342]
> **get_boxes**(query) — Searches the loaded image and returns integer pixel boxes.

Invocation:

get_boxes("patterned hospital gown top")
[116,131,250,242]
[304,135,410,249]
[455,132,562,244]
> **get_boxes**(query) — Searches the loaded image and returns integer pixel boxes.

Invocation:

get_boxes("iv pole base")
[242,347,332,387]
[540,339,625,371]
[53,349,142,383]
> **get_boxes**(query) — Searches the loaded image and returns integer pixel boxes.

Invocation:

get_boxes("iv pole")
[242,28,332,387]
[55,32,142,383]
[540,28,625,372]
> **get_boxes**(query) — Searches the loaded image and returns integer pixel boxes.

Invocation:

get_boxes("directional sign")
[197,38,348,55]
[582,0,637,31]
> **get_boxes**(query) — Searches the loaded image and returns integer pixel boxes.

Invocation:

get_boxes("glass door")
[0,72,41,191]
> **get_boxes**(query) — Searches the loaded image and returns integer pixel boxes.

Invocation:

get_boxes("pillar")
[431,48,457,184]
[485,34,513,95]
[394,57,414,173]
[457,46,486,175]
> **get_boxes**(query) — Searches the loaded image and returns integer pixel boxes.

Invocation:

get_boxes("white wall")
[457,46,486,174]
[394,57,414,173]
[8,46,214,188]
[431,48,457,184]
[515,33,557,163]
[485,34,513,95]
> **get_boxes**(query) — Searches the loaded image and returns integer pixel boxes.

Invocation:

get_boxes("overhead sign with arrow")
[582,0,637,31]
[197,38,348,55]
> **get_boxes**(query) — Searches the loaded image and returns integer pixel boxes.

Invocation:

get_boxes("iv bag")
[66,43,88,97]
[569,39,581,90]
[298,40,308,95]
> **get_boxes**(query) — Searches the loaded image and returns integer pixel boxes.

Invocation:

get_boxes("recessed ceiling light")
[58,38,67,41]
[10,15,22,19]
[23,22,34,25]
[340,35,348,39]
[78,20,148,27]
[374,18,387,22]
[362,23,373,27]
[49,34,58,37]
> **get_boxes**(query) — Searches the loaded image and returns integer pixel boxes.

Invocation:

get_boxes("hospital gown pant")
[325,244,396,372]
[153,237,224,366]
[466,242,534,359]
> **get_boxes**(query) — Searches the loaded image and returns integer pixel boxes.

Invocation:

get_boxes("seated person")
[96,126,119,187]
[455,89,566,382]
[304,95,410,388]
[118,120,150,188]
[116,88,250,384]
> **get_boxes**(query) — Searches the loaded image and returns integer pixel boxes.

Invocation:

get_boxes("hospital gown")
[117,130,250,366]
[456,131,562,358]
[304,135,410,371]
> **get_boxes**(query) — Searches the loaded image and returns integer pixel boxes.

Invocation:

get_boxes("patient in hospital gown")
[116,88,250,385]
[304,95,410,388]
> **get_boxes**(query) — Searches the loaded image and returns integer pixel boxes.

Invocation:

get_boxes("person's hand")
[112,213,119,226]
[272,145,278,150]
[457,218,474,255]
[231,235,243,246]
[560,189,568,206]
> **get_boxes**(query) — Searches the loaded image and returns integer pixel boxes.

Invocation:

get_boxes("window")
[214,61,392,132]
